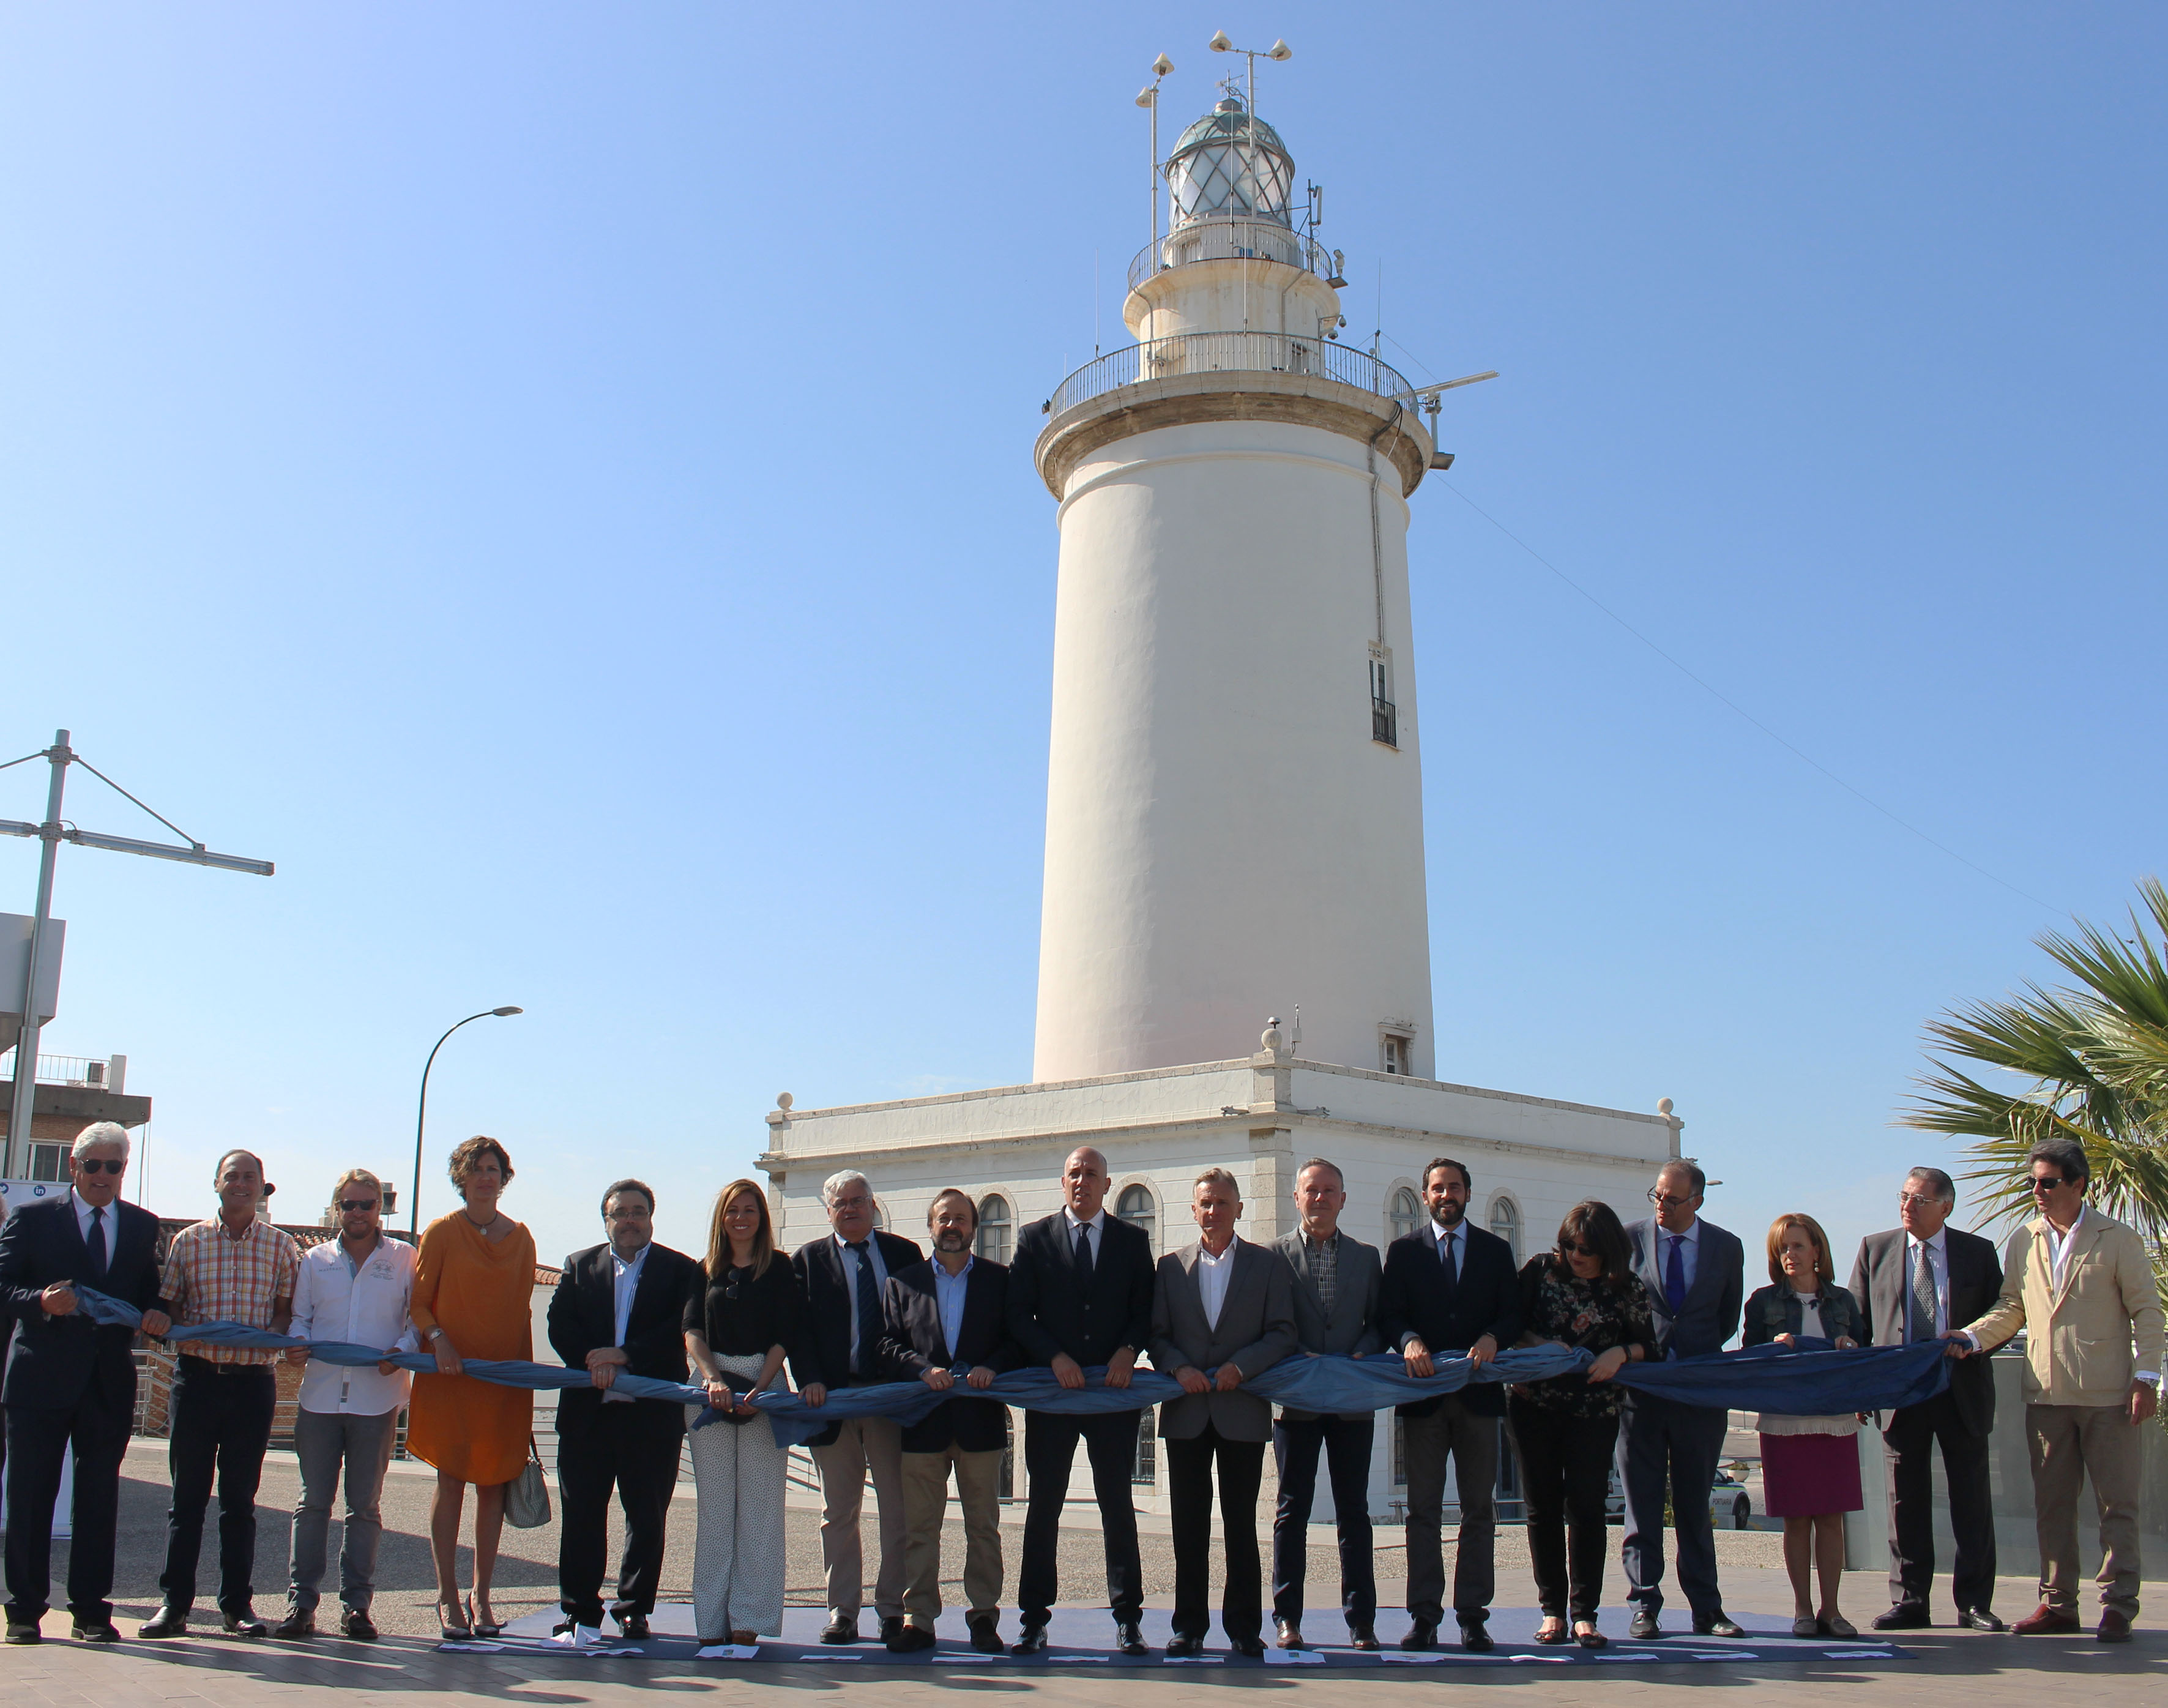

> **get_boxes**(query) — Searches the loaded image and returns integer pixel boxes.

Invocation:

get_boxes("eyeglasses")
[2029,1174,2074,1191]
[1648,1189,1695,1207]
[1896,1192,1946,1208]
[74,1158,125,1176]
[829,1195,871,1211]
[337,1199,380,1213]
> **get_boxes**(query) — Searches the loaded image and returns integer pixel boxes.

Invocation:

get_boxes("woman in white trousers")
[683,1179,805,1646]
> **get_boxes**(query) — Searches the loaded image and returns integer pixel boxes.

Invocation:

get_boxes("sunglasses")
[337,1199,381,1213]
[2029,1175,2074,1191]
[75,1158,125,1176]
[1560,1241,1599,1258]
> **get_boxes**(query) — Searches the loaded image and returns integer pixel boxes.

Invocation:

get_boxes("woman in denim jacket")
[1743,1214,1865,1639]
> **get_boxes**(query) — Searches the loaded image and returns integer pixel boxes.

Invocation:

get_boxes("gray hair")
[1193,1165,1241,1197]
[1295,1157,1344,1189]
[2027,1138,2089,1188]
[821,1169,872,1207]
[1903,1166,1956,1204]
[72,1121,131,1161]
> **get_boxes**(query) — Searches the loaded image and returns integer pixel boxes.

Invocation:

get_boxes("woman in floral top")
[1507,1199,1655,1647]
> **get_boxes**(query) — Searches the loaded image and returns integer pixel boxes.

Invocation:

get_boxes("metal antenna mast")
[1135,53,1174,260]
[0,730,273,1176]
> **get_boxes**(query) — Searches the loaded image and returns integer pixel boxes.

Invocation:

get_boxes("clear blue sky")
[4,4,2161,1282]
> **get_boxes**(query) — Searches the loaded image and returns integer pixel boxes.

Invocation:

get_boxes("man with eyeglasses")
[1847,1168,2004,1632]
[274,1169,415,1641]
[1617,1160,1746,1641]
[0,1122,170,1644]
[791,1169,923,1646]
[1950,1138,2164,1643]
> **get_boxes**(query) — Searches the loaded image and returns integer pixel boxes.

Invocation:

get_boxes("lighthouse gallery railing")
[1048,332,1414,420]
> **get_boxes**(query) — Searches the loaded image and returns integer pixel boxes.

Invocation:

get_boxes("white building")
[759,78,1680,1520]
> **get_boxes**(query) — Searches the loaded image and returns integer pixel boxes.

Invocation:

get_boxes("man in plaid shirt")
[141,1149,299,1639]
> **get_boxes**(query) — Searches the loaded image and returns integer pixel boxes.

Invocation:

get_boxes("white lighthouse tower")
[1032,80,1440,1082]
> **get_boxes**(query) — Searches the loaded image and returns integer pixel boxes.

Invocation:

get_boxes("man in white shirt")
[274,1169,415,1640]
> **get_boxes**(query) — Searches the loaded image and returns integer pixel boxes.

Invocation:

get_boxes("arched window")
[1488,1195,1522,1262]
[1388,1186,1422,1243]
[1116,1184,1157,1255]
[976,1194,1012,1264]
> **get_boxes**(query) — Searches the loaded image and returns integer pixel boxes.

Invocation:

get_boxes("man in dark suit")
[1004,1144,1157,1656]
[1148,1166,1298,1658]
[1619,1159,1747,1640]
[547,1179,701,1642]
[874,1189,1019,1655]
[0,1123,171,1644]
[1269,1158,1385,1650]
[791,1169,924,1646]
[1377,1156,1523,1652]
[1850,1167,2005,1632]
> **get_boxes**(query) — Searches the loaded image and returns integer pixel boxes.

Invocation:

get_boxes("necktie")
[1665,1234,1686,1315]
[1073,1222,1094,1284]
[86,1206,108,1281]
[1435,1229,1458,1305]
[847,1241,880,1376]
[1910,1242,1938,1341]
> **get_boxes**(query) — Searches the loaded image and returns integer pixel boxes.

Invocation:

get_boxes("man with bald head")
[1004,1146,1156,1655]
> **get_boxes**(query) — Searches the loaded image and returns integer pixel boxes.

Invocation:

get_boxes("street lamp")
[409,1006,523,1234]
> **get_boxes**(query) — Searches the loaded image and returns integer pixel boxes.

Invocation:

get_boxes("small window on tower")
[1381,1033,1412,1075]
[1370,651,1398,748]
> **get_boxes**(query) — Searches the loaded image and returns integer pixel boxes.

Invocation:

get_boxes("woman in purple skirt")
[1742,1213,1866,1638]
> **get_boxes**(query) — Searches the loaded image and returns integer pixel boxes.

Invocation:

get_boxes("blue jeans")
[1270,1412,1376,1625]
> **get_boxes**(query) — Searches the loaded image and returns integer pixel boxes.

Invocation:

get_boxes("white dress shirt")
[289,1233,418,1415]
[70,1188,113,1258]
[1905,1229,1950,1337]
[603,1242,650,1404]
[1062,1206,1108,1266]
[836,1231,892,1376]
[2046,1207,2087,1289]
[1196,1239,1235,1330]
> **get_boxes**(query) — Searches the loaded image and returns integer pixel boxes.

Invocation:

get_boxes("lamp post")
[409,1006,522,1234]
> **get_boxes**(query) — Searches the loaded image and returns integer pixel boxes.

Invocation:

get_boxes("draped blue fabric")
[70,1288,1950,1451]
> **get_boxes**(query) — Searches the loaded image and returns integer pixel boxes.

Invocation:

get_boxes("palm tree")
[1905,876,2168,1280]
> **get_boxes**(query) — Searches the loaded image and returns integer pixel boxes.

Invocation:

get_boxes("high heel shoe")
[467,1596,502,1639]
[439,1598,472,1641]
[1574,1622,1607,1649]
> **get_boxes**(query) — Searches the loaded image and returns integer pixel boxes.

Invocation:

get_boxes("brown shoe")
[2011,1603,2081,1636]
[1274,1617,1305,1650]
[2096,1610,2133,1644]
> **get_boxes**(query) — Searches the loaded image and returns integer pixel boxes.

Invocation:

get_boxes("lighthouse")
[1031,82,1441,1083]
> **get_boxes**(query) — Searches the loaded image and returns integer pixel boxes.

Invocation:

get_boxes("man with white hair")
[789,1169,923,1646]
[0,1122,171,1644]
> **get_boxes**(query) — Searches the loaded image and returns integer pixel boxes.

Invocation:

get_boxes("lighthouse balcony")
[1125,214,1334,293]
[1048,330,1413,419]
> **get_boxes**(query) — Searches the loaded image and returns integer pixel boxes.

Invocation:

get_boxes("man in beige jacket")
[1953,1138,2164,1642]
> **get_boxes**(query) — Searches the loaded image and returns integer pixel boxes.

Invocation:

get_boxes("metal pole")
[408,1007,520,1234]
[6,731,71,1178]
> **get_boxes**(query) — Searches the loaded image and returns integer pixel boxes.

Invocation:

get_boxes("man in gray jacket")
[1148,1167,1298,1658]
[1269,1158,1384,1650]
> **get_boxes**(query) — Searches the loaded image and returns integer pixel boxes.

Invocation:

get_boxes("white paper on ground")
[1163,1656,1223,1665]
[1380,1651,1445,1664]
[945,1653,996,1663]
[436,1641,505,1652]
[1506,1654,1572,1664]
[1049,1655,1112,1663]
[1262,1649,1326,1666]
[696,1644,760,1660]
[552,1625,603,1648]
[585,1646,643,1657]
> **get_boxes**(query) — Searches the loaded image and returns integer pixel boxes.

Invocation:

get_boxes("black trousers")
[1166,1423,1267,1643]
[556,1399,687,1626]
[1883,1390,1997,1614]
[1615,1391,1725,1622]
[1509,1398,1619,1620]
[1018,1409,1142,1624]
[158,1358,277,1615]
[1402,1396,1499,1625]
[4,1394,133,1625]
[1271,1412,1375,1624]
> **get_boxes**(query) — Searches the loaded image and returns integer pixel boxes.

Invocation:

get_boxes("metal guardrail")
[1049,332,1414,420]
[0,1050,123,1089]
[1127,214,1333,294]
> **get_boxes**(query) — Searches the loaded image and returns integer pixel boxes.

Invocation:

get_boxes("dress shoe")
[272,1607,315,1639]
[1628,1608,1661,1640]
[1532,1620,1571,1646]
[968,1616,1004,1654]
[2097,1610,2133,1644]
[885,1624,937,1654]
[819,1614,859,1645]
[339,1608,378,1641]
[1694,1613,1746,1639]
[1399,1619,1439,1651]
[1956,1608,2004,1633]
[72,1621,122,1644]
[1459,1619,1495,1654]
[879,1616,904,1646]
[223,1609,269,1638]
[1346,1621,1379,1650]
[140,1606,190,1639]
[1164,1633,1202,1657]
[1822,1614,1858,1639]
[1274,1617,1306,1649]
[6,1619,39,1644]
[1229,1635,1265,1658]
[1115,1619,1148,1656]
[617,1613,650,1642]
[1872,1605,1931,1632]
[2011,1603,2081,1636]
[1010,1621,1049,1655]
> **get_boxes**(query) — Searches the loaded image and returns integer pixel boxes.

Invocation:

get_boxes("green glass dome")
[1164,95,1295,228]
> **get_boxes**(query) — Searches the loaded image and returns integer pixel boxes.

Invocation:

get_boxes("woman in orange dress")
[408,1134,536,1638]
